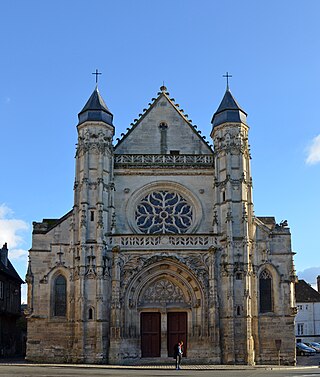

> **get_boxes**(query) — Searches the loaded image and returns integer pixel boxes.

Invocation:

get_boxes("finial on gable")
[160,83,167,92]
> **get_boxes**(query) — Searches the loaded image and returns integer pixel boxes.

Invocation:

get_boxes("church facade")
[26,84,297,365]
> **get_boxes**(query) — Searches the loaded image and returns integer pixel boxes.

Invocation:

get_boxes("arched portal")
[122,256,207,358]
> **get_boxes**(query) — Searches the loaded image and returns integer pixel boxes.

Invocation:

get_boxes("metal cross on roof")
[92,69,102,84]
[223,72,232,90]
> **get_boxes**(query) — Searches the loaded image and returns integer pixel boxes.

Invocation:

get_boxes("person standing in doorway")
[174,340,183,370]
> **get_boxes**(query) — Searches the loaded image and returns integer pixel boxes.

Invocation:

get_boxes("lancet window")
[53,274,67,317]
[259,269,273,313]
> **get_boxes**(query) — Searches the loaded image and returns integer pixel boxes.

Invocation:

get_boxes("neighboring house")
[26,84,297,365]
[295,278,320,343]
[0,243,24,357]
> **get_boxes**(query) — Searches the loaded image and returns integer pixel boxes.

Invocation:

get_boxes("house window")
[259,270,273,313]
[53,275,67,317]
[297,323,304,335]
[0,281,3,300]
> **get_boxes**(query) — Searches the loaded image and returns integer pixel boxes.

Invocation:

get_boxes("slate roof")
[0,252,24,283]
[211,88,247,127]
[114,85,213,152]
[296,279,320,303]
[78,86,113,126]
[257,217,276,226]
[33,210,73,234]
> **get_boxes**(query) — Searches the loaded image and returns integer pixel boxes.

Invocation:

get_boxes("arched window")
[259,270,273,313]
[54,274,67,317]
[88,307,93,320]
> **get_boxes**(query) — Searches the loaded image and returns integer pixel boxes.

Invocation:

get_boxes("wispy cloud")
[297,267,320,288]
[306,135,320,165]
[0,204,29,260]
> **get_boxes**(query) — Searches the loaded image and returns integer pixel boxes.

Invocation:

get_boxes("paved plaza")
[0,355,320,377]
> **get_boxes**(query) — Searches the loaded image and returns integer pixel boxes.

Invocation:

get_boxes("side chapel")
[26,82,297,365]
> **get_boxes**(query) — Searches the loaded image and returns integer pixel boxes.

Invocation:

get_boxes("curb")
[0,362,319,371]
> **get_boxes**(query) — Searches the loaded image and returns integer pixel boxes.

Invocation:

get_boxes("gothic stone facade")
[26,85,297,365]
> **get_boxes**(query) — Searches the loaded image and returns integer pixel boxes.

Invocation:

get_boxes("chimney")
[317,275,320,293]
[0,243,8,268]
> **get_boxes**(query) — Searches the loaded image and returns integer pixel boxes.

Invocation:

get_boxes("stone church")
[26,82,297,365]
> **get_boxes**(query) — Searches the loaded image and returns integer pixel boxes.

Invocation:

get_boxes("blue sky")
[1,0,320,302]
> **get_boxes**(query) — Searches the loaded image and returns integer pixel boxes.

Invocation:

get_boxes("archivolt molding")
[119,252,209,291]
[39,265,69,285]
[120,253,208,310]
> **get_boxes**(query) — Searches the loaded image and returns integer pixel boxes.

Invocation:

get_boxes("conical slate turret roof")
[78,86,113,126]
[211,88,247,127]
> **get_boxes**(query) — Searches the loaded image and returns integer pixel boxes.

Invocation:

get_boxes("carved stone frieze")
[213,128,250,155]
[76,130,112,157]
[110,234,216,250]
[119,252,210,294]
[114,154,214,169]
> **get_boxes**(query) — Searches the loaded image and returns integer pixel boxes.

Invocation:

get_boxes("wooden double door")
[141,312,187,358]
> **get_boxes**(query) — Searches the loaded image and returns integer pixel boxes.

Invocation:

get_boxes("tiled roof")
[296,279,320,303]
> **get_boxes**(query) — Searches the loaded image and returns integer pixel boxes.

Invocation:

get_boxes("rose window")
[135,190,193,234]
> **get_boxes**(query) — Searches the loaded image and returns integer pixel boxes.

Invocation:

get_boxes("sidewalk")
[0,359,319,371]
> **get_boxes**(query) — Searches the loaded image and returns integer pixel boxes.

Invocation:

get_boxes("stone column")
[108,246,121,363]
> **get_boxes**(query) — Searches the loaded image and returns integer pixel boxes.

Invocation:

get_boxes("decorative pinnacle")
[160,82,167,92]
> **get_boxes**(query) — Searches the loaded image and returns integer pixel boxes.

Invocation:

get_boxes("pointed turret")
[78,86,113,126]
[211,88,247,128]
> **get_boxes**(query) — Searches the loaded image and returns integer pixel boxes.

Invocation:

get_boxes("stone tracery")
[141,279,186,304]
[135,190,193,234]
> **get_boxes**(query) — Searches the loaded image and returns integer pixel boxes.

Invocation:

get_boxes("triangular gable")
[114,87,213,155]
